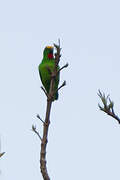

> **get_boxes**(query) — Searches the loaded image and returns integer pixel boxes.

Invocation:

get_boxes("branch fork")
[98,90,120,124]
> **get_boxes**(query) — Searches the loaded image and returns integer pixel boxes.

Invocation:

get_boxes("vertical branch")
[40,100,52,180]
[33,41,68,179]
[40,42,61,180]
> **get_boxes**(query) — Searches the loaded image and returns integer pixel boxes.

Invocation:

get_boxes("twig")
[58,63,69,74]
[98,90,120,124]
[54,42,61,68]
[58,38,60,47]
[41,86,49,98]
[32,125,42,141]
[36,114,45,124]
[0,152,5,158]
[56,81,66,92]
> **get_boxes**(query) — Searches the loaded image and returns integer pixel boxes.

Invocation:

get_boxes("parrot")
[38,46,60,100]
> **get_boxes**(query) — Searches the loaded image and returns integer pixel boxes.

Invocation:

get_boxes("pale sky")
[0,0,120,179]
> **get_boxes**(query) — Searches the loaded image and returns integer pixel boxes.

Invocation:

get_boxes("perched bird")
[38,46,60,100]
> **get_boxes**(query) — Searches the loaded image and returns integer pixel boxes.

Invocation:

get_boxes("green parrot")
[38,46,60,100]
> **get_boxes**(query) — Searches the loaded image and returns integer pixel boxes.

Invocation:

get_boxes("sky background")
[0,0,120,179]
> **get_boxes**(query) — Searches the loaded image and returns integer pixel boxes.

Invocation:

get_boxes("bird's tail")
[54,92,59,100]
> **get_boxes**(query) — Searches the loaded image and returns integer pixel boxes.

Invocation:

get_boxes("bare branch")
[54,42,61,67]
[0,152,5,158]
[56,81,66,92]
[36,114,45,124]
[32,125,42,141]
[54,42,61,51]
[58,63,69,74]
[41,86,48,98]
[98,90,120,124]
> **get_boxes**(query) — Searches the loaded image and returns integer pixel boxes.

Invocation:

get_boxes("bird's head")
[43,46,54,59]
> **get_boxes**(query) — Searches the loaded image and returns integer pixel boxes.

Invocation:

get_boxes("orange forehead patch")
[46,46,53,49]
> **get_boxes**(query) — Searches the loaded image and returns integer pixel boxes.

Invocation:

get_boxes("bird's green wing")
[38,64,50,93]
